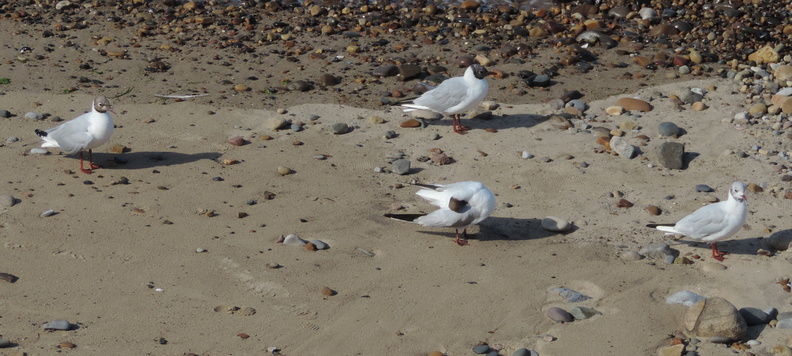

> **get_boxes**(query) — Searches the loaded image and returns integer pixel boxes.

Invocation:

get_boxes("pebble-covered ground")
[1,0,792,355]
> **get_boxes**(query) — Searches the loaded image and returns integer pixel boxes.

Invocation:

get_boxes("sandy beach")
[1,1,791,356]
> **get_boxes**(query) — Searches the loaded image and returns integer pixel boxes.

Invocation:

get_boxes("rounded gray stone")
[472,344,491,354]
[24,112,43,120]
[310,240,329,250]
[330,123,350,135]
[658,121,680,137]
[43,320,72,330]
[695,184,714,192]
[546,307,574,323]
[738,307,771,326]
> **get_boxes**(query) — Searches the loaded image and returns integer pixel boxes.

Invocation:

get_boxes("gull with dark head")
[35,96,115,174]
[385,181,496,246]
[401,64,489,134]
[647,182,747,261]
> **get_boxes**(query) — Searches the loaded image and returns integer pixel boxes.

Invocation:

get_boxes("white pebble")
[154,287,164,292]
[30,148,49,155]
[521,151,534,159]
[40,209,56,217]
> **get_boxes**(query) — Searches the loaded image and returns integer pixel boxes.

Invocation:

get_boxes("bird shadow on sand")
[425,113,550,132]
[413,216,571,243]
[97,151,223,170]
[665,234,773,258]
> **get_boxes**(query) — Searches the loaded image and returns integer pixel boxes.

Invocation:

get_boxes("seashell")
[0,272,18,283]
[58,341,76,349]
[321,286,337,296]
[213,305,240,313]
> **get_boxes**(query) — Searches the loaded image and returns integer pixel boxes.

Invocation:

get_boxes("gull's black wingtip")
[384,213,425,222]
[35,129,48,137]
[646,223,673,228]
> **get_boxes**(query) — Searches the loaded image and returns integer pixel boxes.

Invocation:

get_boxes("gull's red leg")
[88,149,101,170]
[452,115,468,134]
[79,151,94,174]
[454,228,469,246]
[711,243,727,262]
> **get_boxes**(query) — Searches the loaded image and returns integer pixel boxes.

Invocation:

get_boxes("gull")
[647,182,747,261]
[401,63,489,134]
[35,96,115,174]
[385,181,496,246]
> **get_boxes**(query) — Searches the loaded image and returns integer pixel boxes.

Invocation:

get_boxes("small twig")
[113,87,134,98]
[153,93,209,99]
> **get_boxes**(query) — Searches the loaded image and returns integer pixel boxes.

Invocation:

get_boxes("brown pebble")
[260,135,272,141]
[234,84,250,92]
[292,140,303,146]
[321,286,337,296]
[58,341,76,349]
[485,128,497,133]
[110,144,126,154]
[237,212,248,218]
[785,191,792,200]
[227,136,245,146]
[132,208,145,214]
[142,118,156,124]
[428,352,445,356]
[632,56,652,67]
[691,102,708,111]
[646,205,661,215]
[237,333,249,339]
[746,183,763,193]
[615,97,652,112]
[223,158,239,165]
[477,150,488,157]
[616,199,634,208]
[400,119,422,128]
[431,153,453,165]
[304,242,317,251]
[596,136,612,151]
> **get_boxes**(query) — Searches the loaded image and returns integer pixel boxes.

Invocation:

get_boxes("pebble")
[330,123,350,134]
[646,205,661,215]
[6,136,18,143]
[778,319,792,329]
[552,287,590,302]
[0,194,15,207]
[267,117,288,130]
[691,102,708,111]
[277,166,293,175]
[227,136,245,146]
[513,348,538,356]
[310,240,329,250]
[368,116,385,124]
[24,112,43,120]
[0,110,10,118]
[570,306,601,320]
[606,106,624,115]
[658,122,681,137]
[40,209,56,217]
[640,242,678,260]
[541,216,572,232]
[472,345,491,354]
[392,159,410,175]
[739,307,772,326]
[666,291,705,306]
[615,97,652,112]
[282,234,307,246]
[695,184,713,192]
[30,148,49,155]
[384,130,397,139]
[0,339,11,348]
[610,136,635,158]
[43,320,72,330]
[621,250,644,261]
[546,307,574,323]
[400,119,422,128]
[656,142,685,169]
